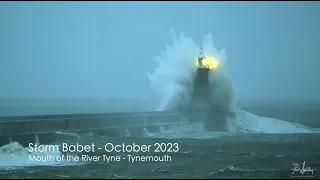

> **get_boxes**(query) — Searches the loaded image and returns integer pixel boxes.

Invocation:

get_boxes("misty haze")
[0,1,320,179]
[1,2,319,115]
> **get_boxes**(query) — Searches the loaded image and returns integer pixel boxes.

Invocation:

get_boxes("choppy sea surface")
[1,134,320,179]
[0,101,320,179]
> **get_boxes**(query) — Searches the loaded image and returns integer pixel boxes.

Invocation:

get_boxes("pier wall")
[0,112,183,147]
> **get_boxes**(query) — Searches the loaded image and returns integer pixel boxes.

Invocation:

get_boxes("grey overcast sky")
[0,2,319,101]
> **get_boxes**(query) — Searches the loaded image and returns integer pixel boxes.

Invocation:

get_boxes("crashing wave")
[147,29,316,134]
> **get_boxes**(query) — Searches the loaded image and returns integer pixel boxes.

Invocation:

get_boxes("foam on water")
[124,128,131,137]
[0,141,78,170]
[147,29,317,134]
[1,29,319,170]
[141,127,157,137]
[0,132,85,170]
[236,109,316,133]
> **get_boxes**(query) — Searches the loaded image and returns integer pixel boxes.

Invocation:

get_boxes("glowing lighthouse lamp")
[195,48,219,70]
